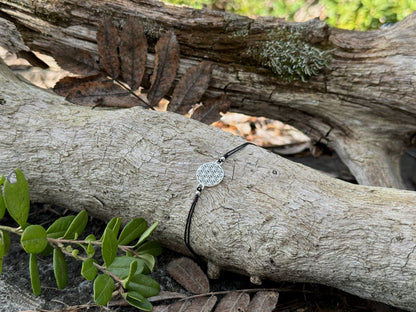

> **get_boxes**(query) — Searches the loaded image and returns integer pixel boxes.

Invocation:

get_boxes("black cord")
[184,191,201,258]
[184,142,254,258]
[222,142,254,159]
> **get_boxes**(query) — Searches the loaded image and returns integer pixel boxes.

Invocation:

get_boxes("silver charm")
[196,162,224,187]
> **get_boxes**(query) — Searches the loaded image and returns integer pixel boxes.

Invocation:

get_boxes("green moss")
[142,18,166,39]
[247,29,331,82]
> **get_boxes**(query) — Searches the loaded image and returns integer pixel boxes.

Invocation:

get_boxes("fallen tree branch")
[0,0,415,188]
[1,57,416,310]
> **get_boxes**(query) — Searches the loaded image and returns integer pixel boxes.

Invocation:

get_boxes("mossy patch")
[246,27,331,82]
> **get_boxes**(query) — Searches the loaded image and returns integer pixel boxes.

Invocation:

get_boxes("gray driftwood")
[1,0,416,188]
[1,58,416,311]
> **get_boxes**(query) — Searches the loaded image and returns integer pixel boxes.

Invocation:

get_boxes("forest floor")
[0,47,410,311]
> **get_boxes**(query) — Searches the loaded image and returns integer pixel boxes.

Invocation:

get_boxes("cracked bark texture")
[1,0,415,188]
[1,57,416,311]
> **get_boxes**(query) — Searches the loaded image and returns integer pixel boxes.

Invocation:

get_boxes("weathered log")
[1,55,416,310]
[0,0,415,188]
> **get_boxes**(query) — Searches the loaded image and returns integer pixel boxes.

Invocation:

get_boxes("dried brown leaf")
[147,31,179,106]
[96,17,120,79]
[214,292,250,312]
[166,257,210,294]
[53,74,138,107]
[185,296,217,312]
[153,300,192,312]
[168,61,212,114]
[119,16,147,90]
[247,291,279,312]
[191,94,230,124]
[52,46,99,76]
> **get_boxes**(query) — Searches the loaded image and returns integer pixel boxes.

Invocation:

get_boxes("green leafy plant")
[0,169,162,310]
[162,0,416,30]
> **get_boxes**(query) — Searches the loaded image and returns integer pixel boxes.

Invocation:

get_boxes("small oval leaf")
[3,169,30,227]
[21,225,48,254]
[139,253,155,272]
[85,234,96,242]
[126,292,153,311]
[46,215,76,238]
[29,253,41,296]
[107,256,145,279]
[42,215,76,255]
[63,210,88,239]
[166,257,209,294]
[94,274,115,306]
[82,258,98,281]
[102,217,122,240]
[86,242,95,258]
[102,228,118,267]
[53,248,67,289]
[126,273,160,298]
[118,218,147,246]
[134,221,159,248]
[136,241,162,257]
[125,260,138,286]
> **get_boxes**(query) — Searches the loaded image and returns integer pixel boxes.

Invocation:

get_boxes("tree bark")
[1,55,416,310]
[1,0,415,188]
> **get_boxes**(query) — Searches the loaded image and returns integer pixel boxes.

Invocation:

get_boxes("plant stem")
[49,237,103,246]
[0,224,22,235]
[113,78,155,110]
[49,239,123,283]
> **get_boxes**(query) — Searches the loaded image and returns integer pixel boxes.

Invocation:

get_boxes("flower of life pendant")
[196,162,224,187]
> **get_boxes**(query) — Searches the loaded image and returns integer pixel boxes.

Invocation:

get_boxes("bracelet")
[184,142,254,257]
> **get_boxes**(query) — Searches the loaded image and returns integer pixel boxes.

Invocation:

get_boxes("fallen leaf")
[153,300,192,312]
[168,61,212,114]
[53,74,139,107]
[185,296,217,312]
[191,94,230,124]
[247,291,279,312]
[119,16,148,90]
[214,292,250,312]
[147,31,179,106]
[52,46,99,76]
[166,257,210,294]
[96,17,120,79]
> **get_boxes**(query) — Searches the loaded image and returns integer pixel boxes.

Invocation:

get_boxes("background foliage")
[163,0,416,30]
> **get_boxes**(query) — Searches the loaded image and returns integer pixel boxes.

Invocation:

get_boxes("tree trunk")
[1,0,415,188]
[1,56,416,310]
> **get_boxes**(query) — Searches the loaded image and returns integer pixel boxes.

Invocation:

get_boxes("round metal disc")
[196,162,224,187]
